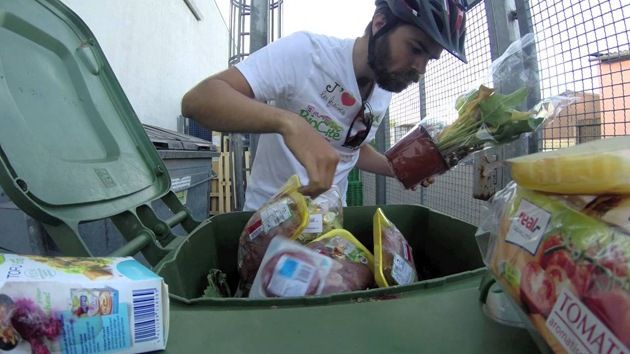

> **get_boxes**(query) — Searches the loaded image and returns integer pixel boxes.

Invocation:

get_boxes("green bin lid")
[0,0,170,225]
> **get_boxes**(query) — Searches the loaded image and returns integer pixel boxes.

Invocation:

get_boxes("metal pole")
[418,75,427,205]
[482,0,528,190]
[375,111,388,205]
[249,0,270,161]
[514,0,541,154]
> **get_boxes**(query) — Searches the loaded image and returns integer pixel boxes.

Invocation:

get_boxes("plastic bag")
[249,237,334,298]
[373,208,418,287]
[295,186,343,244]
[237,175,309,295]
[476,182,630,352]
[385,34,577,189]
[508,135,630,195]
[307,229,374,293]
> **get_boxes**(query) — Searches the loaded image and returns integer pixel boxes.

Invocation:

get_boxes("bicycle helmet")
[372,0,468,63]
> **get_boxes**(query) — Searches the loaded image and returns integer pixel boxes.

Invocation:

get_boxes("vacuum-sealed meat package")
[249,237,334,298]
[237,175,309,295]
[373,208,418,287]
[307,229,374,293]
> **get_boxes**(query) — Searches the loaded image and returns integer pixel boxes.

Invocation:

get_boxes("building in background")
[592,50,630,138]
[542,91,602,150]
[60,0,230,131]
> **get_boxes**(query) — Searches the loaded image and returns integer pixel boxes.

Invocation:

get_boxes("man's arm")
[355,144,395,177]
[356,144,434,187]
[181,68,339,197]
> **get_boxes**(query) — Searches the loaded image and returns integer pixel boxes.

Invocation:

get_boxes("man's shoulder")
[283,31,351,51]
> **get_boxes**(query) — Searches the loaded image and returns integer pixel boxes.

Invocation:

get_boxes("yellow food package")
[237,175,309,294]
[508,136,630,195]
[373,208,418,287]
[307,229,375,293]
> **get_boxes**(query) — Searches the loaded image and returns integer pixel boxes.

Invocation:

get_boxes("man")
[182,0,468,210]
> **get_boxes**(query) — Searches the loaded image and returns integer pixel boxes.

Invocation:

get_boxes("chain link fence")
[363,0,630,227]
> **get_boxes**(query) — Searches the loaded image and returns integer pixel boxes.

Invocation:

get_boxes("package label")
[507,199,551,254]
[261,200,293,233]
[546,288,626,354]
[267,255,316,297]
[303,214,323,234]
[391,254,414,285]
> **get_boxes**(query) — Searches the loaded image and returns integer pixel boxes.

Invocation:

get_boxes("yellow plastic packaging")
[373,208,418,288]
[237,175,309,294]
[508,136,630,195]
[309,229,374,269]
[307,229,375,293]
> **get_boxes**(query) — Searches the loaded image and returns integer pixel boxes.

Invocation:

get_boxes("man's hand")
[419,177,435,188]
[280,115,340,197]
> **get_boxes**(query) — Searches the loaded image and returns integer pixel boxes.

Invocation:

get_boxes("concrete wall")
[61,0,229,131]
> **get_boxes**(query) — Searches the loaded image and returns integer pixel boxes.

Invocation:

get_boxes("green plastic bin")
[155,205,540,353]
[0,1,541,353]
[346,180,364,206]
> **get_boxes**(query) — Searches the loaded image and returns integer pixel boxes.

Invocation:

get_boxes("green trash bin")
[0,1,542,353]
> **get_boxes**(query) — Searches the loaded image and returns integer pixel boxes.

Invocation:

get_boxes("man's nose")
[412,55,430,75]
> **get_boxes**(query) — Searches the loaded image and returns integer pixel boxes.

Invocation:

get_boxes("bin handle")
[478,270,496,304]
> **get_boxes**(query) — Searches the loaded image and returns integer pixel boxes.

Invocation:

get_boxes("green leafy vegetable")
[435,85,540,162]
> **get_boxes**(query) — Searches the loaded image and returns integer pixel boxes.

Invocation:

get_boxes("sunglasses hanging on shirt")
[342,101,374,150]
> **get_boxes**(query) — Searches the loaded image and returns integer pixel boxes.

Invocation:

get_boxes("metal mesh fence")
[529,0,630,150]
[363,0,630,226]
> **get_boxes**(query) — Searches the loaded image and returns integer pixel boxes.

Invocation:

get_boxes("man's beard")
[370,34,420,93]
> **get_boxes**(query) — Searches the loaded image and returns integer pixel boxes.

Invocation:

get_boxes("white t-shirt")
[236,32,392,211]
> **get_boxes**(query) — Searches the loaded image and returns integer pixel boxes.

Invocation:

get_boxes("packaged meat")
[477,182,630,353]
[373,208,418,287]
[249,237,334,298]
[296,186,344,244]
[307,229,374,293]
[237,175,309,295]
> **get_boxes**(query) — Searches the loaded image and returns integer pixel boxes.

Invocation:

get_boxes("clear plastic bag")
[508,135,630,195]
[385,34,577,189]
[476,182,630,352]
[295,186,343,244]
[249,237,334,298]
[307,229,374,293]
[373,208,418,287]
[237,175,309,295]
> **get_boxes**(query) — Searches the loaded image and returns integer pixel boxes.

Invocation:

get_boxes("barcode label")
[391,254,414,285]
[294,263,314,283]
[261,200,292,233]
[267,255,316,297]
[132,288,159,343]
[303,214,323,233]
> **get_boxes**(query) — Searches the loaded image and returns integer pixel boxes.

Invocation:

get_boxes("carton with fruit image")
[0,254,168,354]
[477,183,630,353]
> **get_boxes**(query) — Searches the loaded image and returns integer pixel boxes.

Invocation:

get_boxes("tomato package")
[237,175,309,295]
[295,186,344,244]
[249,237,335,298]
[477,182,630,353]
[373,208,418,287]
[306,229,374,293]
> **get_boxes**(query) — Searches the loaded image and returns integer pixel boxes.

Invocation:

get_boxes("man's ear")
[371,12,387,33]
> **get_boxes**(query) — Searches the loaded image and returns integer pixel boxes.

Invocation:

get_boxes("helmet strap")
[367,18,399,69]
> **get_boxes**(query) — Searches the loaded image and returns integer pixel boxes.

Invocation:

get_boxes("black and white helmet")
[374,0,468,63]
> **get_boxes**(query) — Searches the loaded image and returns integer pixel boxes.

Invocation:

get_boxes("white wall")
[61,0,229,131]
